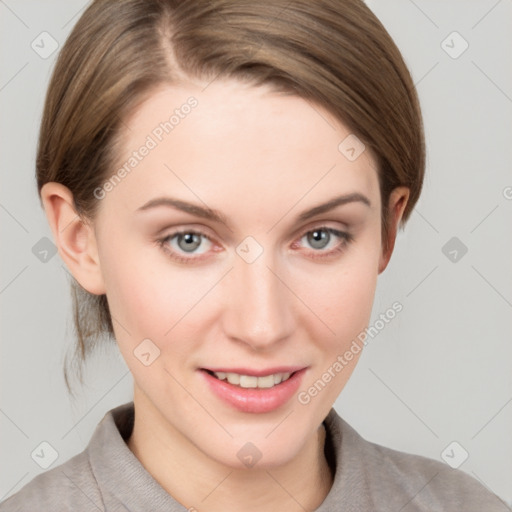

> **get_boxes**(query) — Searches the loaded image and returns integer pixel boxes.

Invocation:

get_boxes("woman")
[0,0,508,510]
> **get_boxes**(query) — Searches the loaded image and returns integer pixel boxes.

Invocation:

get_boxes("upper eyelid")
[162,222,349,240]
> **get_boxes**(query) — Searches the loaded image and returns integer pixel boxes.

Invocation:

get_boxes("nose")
[222,246,295,351]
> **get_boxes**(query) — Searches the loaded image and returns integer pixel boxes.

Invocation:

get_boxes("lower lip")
[200,369,306,414]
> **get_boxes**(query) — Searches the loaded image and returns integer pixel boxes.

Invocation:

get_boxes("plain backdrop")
[1,0,511,506]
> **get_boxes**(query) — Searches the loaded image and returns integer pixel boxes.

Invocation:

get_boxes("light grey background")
[1,0,511,506]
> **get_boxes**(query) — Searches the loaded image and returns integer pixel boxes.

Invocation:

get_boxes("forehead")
[102,79,379,221]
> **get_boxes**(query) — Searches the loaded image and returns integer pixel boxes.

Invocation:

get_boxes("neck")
[127,394,333,512]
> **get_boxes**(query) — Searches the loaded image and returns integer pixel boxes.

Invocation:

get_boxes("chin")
[197,426,313,471]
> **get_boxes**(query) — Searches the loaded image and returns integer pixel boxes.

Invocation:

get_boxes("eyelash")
[156,226,354,264]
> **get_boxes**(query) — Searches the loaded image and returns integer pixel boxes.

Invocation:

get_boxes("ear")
[40,182,106,295]
[378,186,410,274]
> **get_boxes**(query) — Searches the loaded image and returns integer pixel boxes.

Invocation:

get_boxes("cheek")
[98,238,188,341]
[295,237,380,345]
[100,239,223,367]
[294,246,379,406]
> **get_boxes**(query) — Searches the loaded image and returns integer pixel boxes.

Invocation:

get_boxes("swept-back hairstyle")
[36,0,425,394]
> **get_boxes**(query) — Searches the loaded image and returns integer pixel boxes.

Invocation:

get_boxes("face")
[91,78,386,468]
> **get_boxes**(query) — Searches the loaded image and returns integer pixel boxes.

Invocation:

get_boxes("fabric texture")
[0,401,509,511]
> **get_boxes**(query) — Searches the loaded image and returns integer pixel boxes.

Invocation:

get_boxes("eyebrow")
[136,192,371,227]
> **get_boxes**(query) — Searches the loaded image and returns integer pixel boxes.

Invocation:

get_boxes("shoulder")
[357,437,506,511]
[0,450,104,512]
[325,409,510,511]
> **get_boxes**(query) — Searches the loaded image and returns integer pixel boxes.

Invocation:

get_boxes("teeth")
[212,371,293,388]
[239,375,258,388]
[226,372,240,385]
[257,375,275,388]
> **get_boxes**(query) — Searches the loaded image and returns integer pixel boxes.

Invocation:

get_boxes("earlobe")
[40,182,106,295]
[378,186,410,274]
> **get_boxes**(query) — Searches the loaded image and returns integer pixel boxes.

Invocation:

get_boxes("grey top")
[0,401,509,511]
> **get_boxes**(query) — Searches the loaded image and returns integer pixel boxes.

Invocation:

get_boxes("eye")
[157,225,354,264]
[157,230,215,263]
[294,226,354,260]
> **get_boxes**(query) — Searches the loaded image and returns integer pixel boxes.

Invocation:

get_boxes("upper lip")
[201,366,307,377]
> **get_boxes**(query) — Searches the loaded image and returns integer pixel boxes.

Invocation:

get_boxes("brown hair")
[36,0,425,395]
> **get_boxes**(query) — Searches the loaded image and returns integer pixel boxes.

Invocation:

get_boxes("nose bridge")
[224,244,293,349]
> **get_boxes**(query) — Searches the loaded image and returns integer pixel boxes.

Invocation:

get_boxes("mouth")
[203,369,296,389]
[199,366,307,413]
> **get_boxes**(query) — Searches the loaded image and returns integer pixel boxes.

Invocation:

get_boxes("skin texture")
[41,78,409,511]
